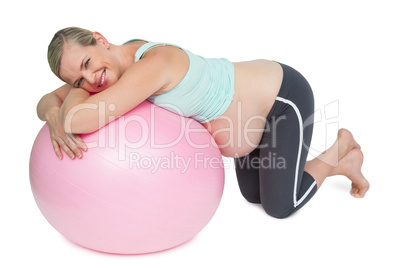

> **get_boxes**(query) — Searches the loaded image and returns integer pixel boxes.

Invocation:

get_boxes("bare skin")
[304,128,369,198]
[207,60,369,198]
[202,60,283,158]
[38,33,369,198]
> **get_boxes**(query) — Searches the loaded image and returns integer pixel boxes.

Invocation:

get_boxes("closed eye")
[77,59,90,87]
[77,78,84,87]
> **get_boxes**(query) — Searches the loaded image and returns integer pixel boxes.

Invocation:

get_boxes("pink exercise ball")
[29,101,224,254]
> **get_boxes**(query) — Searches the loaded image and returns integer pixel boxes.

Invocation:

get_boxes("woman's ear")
[92,32,109,48]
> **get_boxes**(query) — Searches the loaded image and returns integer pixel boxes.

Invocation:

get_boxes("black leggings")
[235,62,317,219]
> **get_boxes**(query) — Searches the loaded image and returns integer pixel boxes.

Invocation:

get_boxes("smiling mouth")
[99,69,106,87]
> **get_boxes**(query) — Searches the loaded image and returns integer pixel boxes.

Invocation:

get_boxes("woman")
[37,27,369,218]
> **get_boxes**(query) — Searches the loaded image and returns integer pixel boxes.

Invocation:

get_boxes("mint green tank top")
[127,40,235,123]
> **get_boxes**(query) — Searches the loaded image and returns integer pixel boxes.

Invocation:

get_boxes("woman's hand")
[45,106,87,159]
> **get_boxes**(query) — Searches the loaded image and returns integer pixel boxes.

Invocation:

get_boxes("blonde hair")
[47,27,97,79]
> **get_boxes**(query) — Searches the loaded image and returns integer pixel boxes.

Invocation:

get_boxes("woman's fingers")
[65,135,83,159]
[56,136,77,159]
[52,134,84,160]
[51,139,63,160]
[46,113,87,160]
[71,134,87,152]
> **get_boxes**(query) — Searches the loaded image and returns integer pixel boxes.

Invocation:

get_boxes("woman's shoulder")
[122,38,148,45]
[133,41,185,62]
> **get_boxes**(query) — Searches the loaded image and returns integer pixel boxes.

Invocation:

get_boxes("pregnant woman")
[37,27,369,218]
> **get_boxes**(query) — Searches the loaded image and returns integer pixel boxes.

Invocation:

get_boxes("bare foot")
[337,128,361,161]
[337,149,370,198]
[315,128,361,168]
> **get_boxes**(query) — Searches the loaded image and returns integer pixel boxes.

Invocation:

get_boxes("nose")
[83,70,97,86]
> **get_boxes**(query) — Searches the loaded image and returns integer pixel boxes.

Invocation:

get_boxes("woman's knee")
[239,181,261,204]
[261,200,294,219]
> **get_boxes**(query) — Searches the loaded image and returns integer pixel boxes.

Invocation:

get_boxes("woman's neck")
[112,41,147,73]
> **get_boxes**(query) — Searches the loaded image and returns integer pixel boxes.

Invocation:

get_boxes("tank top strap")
[134,42,181,62]
[122,38,147,45]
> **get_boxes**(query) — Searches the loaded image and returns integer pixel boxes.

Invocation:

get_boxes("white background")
[1,0,401,267]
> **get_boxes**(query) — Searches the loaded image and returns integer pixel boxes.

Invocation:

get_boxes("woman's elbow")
[62,115,96,134]
[61,106,96,134]
[61,111,81,134]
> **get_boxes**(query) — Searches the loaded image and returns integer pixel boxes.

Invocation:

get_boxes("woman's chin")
[96,83,111,92]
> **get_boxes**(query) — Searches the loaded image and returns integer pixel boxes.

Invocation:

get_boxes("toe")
[350,187,359,197]
[350,184,363,198]
[351,184,369,198]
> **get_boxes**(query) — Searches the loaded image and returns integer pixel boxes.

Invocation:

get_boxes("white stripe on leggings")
[276,96,317,208]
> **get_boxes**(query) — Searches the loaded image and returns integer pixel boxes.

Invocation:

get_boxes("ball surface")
[29,101,224,254]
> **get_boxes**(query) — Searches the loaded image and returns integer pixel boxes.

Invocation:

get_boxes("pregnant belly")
[201,60,283,158]
[202,106,268,157]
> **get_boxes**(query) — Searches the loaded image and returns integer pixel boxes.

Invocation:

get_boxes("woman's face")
[59,35,121,93]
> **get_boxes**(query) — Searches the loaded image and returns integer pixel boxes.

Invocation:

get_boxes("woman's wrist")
[44,106,61,124]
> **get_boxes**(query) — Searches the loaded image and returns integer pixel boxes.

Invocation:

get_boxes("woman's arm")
[61,51,174,134]
[37,83,70,121]
[37,84,87,159]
